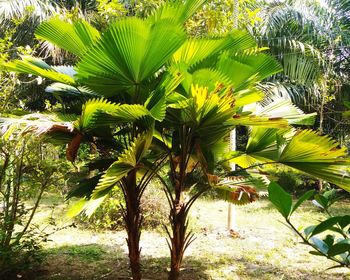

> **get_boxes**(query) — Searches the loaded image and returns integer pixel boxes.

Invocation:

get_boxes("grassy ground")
[17,194,350,279]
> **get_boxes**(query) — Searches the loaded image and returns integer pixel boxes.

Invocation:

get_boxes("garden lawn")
[22,194,350,280]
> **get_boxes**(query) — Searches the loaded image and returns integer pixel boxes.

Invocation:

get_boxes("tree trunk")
[124,170,142,280]
[168,200,186,280]
[166,126,195,280]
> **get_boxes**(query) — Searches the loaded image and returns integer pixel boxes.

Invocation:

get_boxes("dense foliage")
[1,1,350,280]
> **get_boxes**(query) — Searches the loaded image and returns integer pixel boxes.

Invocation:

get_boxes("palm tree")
[1,1,207,279]
[250,0,350,139]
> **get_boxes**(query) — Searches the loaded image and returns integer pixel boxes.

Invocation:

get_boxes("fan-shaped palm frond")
[255,95,317,125]
[2,56,76,85]
[77,98,155,132]
[75,17,186,96]
[215,174,267,205]
[92,130,153,198]
[35,17,100,57]
[147,0,207,25]
[172,30,256,67]
[232,128,350,192]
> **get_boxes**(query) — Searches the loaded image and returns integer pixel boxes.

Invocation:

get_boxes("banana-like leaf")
[35,17,100,57]
[2,56,76,85]
[92,131,153,198]
[75,17,186,96]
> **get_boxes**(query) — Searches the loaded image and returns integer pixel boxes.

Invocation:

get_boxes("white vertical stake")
[227,129,236,231]
[227,0,239,233]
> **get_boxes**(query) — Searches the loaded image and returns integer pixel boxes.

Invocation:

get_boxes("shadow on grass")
[5,243,346,280]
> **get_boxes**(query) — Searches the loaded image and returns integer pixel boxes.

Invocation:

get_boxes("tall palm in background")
[251,0,350,139]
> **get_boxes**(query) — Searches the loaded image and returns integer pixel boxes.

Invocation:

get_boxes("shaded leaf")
[310,217,341,237]
[268,182,292,218]
[328,243,350,257]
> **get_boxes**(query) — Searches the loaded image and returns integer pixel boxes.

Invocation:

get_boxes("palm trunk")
[166,126,196,280]
[123,170,142,280]
[168,199,186,280]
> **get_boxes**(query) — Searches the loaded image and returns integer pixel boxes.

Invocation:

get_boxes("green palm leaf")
[92,131,153,198]
[35,17,100,57]
[147,0,207,24]
[255,96,317,126]
[283,54,320,86]
[172,31,256,68]
[232,129,350,192]
[45,83,98,98]
[280,130,347,162]
[78,98,153,132]
[217,52,282,91]
[75,17,186,96]
[78,98,120,131]
[233,88,265,107]
[145,89,167,121]
[186,68,230,92]
[229,115,288,128]
[2,56,76,85]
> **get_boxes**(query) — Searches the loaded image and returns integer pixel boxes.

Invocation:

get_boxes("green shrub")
[0,137,62,276]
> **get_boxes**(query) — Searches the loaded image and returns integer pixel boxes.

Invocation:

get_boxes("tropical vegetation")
[1,0,350,280]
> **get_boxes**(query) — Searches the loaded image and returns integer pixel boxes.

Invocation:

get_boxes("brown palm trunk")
[123,170,142,280]
[165,126,198,280]
[168,200,186,280]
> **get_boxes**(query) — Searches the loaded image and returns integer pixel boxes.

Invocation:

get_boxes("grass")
[12,193,350,279]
